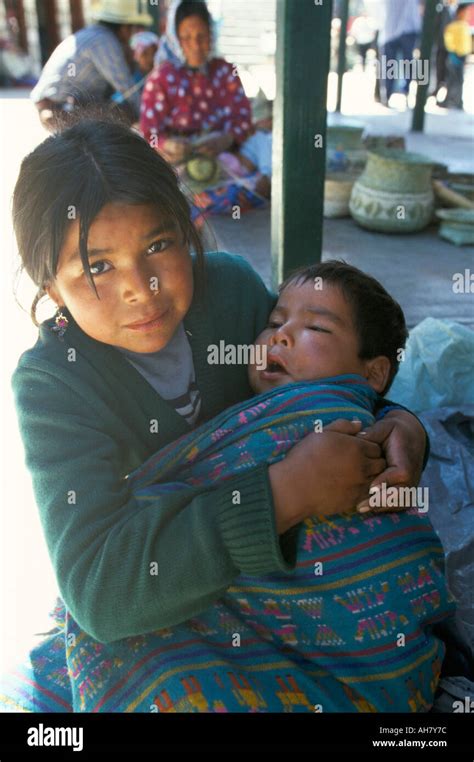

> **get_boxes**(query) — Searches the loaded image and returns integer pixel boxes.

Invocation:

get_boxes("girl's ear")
[364,356,391,394]
[45,281,60,307]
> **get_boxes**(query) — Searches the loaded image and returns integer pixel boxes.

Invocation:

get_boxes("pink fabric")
[140,58,252,150]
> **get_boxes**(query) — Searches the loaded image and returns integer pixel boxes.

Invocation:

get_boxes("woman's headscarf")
[154,0,218,69]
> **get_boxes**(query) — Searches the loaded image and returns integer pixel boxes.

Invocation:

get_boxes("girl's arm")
[12,364,299,644]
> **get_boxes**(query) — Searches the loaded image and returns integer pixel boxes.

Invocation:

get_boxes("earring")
[51,308,69,340]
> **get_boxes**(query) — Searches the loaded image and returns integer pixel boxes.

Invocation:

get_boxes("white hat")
[91,0,153,26]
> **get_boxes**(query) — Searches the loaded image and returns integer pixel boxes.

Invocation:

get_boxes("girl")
[5,119,427,711]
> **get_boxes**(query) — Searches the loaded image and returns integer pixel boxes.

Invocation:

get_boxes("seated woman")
[139,0,267,220]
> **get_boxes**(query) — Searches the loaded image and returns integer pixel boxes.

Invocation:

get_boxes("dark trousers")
[445,57,465,109]
[381,31,418,102]
[357,42,372,70]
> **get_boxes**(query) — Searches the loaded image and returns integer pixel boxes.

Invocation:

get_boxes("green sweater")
[12,252,301,643]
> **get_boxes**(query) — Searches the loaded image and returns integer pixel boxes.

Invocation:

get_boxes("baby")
[129,31,160,75]
[116,260,455,713]
[249,259,399,399]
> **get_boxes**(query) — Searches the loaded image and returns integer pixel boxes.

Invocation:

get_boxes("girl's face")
[46,203,194,354]
[177,15,211,68]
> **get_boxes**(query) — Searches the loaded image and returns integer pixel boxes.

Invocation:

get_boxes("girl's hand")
[354,410,426,513]
[162,137,191,164]
[269,419,386,534]
[196,133,234,156]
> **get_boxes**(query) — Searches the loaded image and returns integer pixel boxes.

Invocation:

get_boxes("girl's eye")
[268,321,282,329]
[309,326,331,333]
[147,239,172,255]
[87,239,172,277]
[89,260,111,276]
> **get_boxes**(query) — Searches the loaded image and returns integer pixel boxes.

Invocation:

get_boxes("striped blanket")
[1,376,455,712]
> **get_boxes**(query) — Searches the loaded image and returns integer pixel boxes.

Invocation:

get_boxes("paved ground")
[0,89,472,673]
[210,108,474,329]
[210,210,474,330]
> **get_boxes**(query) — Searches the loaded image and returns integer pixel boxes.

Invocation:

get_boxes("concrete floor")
[209,108,474,329]
[210,210,474,330]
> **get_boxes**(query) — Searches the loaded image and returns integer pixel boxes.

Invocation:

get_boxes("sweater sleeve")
[12,353,294,644]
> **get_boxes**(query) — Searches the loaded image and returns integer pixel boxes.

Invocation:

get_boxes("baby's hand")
[355,411,426,513]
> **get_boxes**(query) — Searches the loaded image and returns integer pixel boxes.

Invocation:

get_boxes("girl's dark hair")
[175,0,212,35]
[279,260,408,394]
[12,118,206,326]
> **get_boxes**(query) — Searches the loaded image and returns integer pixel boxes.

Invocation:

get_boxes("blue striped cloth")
[0,376,455,712]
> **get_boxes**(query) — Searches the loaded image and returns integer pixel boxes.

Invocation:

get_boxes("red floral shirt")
[140,57,252,149]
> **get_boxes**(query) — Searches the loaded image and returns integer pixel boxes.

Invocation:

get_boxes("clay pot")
[349,149,434,233]
[326,124,366,173]
[324,172,359,218]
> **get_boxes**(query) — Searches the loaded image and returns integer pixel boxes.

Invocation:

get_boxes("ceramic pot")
[324,172,359,218]
[326,124,367,173]
[349,149,434,233]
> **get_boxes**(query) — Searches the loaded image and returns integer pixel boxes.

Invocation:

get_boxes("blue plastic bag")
[390,318,474,413]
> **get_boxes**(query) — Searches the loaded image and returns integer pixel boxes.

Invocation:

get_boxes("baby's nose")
[271,333,289,346]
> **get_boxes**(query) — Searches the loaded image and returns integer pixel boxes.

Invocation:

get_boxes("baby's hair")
[12,116,206,326]
[279,260,408,394]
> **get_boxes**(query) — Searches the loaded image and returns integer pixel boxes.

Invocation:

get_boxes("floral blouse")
[140,57,252,150]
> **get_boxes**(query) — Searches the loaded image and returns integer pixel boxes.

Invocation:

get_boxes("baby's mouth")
[260,354,291,380]
[267,361,287,374]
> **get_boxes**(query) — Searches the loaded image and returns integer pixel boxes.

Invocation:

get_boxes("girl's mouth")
[125,309,169,332]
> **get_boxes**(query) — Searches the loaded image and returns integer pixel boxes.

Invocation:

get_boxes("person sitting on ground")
[234,90,273,199]
[30,0,152,131]
[140,0,252,164]
[3,120,431,714]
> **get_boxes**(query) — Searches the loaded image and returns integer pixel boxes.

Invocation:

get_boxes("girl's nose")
[122,267,158,301]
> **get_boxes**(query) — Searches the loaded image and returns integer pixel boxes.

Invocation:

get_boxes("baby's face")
[135,45,158,74]
[248,280,369,394]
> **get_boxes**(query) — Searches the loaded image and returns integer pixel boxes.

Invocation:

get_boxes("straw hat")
[91,0,153,26]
